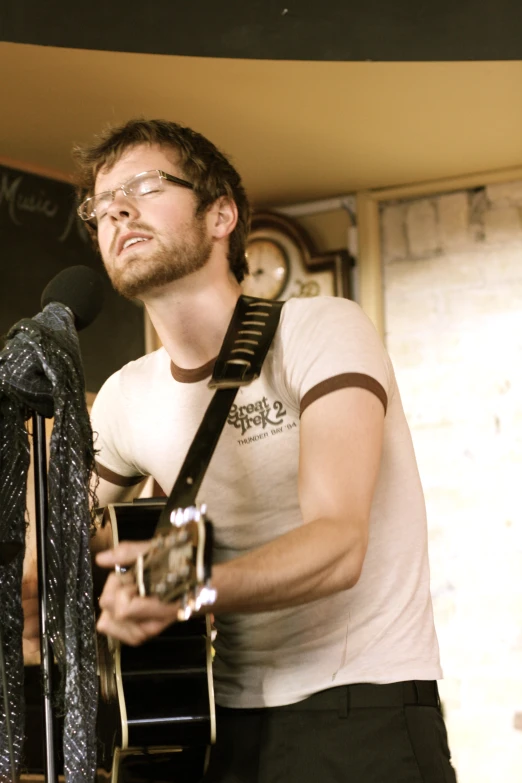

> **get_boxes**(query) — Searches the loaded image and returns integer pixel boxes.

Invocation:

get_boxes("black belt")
[278,680,440,713]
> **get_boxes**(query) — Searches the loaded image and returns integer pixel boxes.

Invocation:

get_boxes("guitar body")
[22,501,215,781]
[94,501,216,783]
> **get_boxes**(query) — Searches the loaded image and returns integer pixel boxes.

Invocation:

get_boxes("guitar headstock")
[134,504,216,621]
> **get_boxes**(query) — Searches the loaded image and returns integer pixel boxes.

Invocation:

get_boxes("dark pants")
[204,681,457,783]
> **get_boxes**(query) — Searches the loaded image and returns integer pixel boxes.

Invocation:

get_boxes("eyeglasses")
[77,169,194,222]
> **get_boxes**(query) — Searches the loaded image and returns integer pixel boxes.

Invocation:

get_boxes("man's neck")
[141,270,242,369]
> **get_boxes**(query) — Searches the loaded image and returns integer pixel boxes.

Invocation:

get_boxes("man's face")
[95,144,212,299]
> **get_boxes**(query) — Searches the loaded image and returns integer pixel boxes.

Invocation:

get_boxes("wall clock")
[243,235,290,299]
[242,211,352,301]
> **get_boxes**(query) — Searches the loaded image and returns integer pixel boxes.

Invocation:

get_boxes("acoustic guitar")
[94,500,217,783]
[24,500,217,783]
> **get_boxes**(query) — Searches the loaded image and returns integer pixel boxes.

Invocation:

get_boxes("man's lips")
[117,232,153,256]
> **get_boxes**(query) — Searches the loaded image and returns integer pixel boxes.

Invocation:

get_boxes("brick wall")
[381,181,522,782]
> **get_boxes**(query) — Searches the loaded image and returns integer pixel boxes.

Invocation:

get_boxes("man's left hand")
[96,542,180,646]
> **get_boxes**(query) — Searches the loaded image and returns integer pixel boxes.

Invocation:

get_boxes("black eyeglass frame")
[77,169,194,222]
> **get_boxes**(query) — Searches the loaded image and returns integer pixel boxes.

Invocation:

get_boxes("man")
[60,119,457,781]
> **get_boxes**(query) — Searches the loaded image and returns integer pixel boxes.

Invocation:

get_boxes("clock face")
[242,237,289,299]
[242,212,343,301]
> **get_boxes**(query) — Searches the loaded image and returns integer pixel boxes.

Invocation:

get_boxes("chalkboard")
[0,163,145,393]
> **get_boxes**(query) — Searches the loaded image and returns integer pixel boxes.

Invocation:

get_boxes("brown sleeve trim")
[300,373,388,417]
[95,460,145,487]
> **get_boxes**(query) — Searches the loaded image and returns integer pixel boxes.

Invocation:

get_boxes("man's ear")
[208,196,238,240]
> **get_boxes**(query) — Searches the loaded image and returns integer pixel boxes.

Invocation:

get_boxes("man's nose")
[107,190,140,222]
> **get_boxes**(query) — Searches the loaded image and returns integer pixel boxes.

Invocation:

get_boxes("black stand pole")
[0,621,17,783]
[32,412,58,783]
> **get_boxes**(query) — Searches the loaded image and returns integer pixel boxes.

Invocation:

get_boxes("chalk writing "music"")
[0,174,60,224]
[0,171,88,243]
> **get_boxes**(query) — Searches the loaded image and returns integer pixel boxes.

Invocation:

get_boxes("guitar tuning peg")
[170,507,191,527]
[177,595,193,622]
[194,583,218,611]
[170,503,208,527]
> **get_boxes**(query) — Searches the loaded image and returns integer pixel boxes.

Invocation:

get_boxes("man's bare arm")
[211,385,383,610]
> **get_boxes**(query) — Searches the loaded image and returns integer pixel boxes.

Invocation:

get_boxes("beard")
[107,216,213,299]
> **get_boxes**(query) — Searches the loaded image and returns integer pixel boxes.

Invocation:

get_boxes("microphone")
[40,264,104,331]
[2,265,104,418]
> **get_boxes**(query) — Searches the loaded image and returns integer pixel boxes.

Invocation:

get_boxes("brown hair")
[73,118,250,282]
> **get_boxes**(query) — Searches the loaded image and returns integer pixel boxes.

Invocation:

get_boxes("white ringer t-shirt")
[91,296,442,708]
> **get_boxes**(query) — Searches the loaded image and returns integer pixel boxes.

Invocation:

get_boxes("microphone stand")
[32,411,59,783]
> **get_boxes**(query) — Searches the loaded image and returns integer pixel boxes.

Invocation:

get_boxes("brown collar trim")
[170,357,217,383]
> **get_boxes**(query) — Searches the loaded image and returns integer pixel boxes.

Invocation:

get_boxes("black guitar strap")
[154,296,284,535]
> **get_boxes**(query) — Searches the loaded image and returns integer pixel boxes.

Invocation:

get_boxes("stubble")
[107,216,213,299]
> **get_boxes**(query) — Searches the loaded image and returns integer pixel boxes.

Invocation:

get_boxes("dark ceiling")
[2,0,522,61]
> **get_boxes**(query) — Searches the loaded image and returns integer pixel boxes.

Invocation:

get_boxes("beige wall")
[381,180,522,783]
[294,208,353,253]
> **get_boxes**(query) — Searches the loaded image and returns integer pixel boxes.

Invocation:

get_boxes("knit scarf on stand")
[0,302,98,783]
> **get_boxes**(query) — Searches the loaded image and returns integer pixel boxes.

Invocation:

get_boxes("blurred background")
[2,2,522,779]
